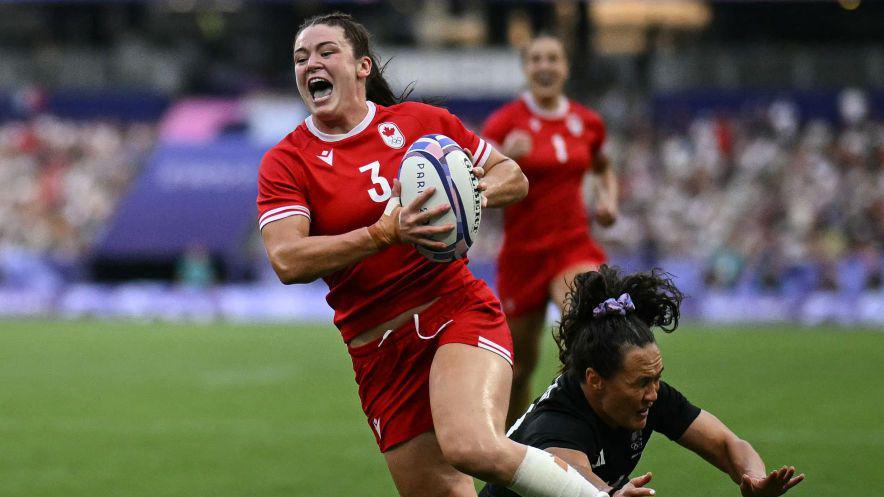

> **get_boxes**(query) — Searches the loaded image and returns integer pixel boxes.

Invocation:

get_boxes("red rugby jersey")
[257,101,494,342]
[482,93,605,253]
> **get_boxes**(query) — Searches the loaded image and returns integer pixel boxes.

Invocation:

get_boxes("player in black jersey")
[482,266,804,497]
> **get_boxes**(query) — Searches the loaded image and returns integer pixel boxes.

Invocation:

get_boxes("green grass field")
[0,319,881,497]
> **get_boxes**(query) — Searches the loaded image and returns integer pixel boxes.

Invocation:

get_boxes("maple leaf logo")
[377,122,405,149]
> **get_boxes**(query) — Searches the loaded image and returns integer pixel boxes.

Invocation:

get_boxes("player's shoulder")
[655,380,683,403]
[657,380,677,396]
[386,101,454,122]
[569,100,604,125]
[530,408,591,430]
[649,380,701,439]
[260,124,310,171]
[482,100,527,137]
[533,376,593,418]
[385,101,473,138]
[649,380,694,415]
[490,99,526,119]
[515,408,597,452]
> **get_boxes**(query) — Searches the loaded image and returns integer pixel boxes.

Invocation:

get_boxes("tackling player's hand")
[390,178,454,250]
[739,466,804,497]
[503,129,532,160]
[613,472,655,497]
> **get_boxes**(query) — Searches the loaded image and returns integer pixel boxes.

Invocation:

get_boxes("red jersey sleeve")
[584,110,606,156]
[256,146,311,230]
[417,103,495,170]
[481,106,514,148]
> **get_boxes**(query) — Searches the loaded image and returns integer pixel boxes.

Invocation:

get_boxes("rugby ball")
[398,134,482,262]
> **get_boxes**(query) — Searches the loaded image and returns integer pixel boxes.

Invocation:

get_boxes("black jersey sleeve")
[519,410,600,455]
[649,381,701,441]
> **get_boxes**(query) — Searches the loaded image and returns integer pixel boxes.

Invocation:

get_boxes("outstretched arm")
[545,447,655,497]
[677,411,805,497]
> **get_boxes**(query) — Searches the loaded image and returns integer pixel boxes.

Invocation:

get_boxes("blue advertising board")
[95,138,263,262]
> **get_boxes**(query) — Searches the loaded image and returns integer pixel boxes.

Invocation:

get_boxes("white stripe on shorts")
[477,336,513,365]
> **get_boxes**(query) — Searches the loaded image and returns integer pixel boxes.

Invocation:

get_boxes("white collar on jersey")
[305,101,377,142]
[521,91,569,120]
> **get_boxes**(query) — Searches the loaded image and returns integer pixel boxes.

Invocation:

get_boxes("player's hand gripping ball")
[398,134,482,262]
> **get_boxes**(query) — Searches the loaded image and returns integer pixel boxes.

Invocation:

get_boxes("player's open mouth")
[308,77,333,104]
[638,408,649,417]
[534,73,557,88]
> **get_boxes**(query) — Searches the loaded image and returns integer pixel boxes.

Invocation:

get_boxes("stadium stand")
[0,3,881,324]
[0,91,881,325]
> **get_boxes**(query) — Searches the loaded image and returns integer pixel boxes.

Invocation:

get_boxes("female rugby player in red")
[482,36,619,426]
[259,13,611,497]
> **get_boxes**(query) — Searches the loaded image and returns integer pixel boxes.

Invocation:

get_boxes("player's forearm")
[569,464,612,494]
[592,161,618,205]
[722,437,766,484]
[600,167,618,204]
[268,228,379,284]
[545,448,612,495]
[482,158,528,208]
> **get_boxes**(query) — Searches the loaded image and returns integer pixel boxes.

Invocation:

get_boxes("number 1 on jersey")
[358,160,393,203]
[552,133,568,163]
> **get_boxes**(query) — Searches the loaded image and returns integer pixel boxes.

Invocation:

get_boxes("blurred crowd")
[0,116,154,256]
[598,91,884,296]
[1,94,882,299]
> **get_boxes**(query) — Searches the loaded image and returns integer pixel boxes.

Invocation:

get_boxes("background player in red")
[259,13,612,497]
[482,35,620,427]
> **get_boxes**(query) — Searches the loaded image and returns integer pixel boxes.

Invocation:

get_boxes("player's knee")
[437,433,508,481]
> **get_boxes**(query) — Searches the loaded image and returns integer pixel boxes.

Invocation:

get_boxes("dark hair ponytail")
[296,12,413,106]
[554,265,683,381]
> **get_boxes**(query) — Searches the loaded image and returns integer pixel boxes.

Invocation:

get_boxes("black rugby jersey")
[480,375,700,497]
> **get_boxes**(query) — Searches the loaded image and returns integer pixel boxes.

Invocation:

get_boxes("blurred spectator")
[175,243,217,290]
[597,93,883,296]
[1,97,881,300]
[0,114,154,257]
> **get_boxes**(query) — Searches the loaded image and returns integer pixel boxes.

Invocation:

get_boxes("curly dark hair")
[296,13,414,107]
[554,265,683,381]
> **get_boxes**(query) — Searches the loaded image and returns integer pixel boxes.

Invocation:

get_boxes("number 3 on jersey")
[358,161,392,203]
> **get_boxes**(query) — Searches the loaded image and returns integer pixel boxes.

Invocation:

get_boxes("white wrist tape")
[383,196,401,216]
[510,446,603,497]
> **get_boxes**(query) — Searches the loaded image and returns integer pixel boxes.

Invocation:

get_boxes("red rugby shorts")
[497,235,606,318]
[347,279,513,452]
